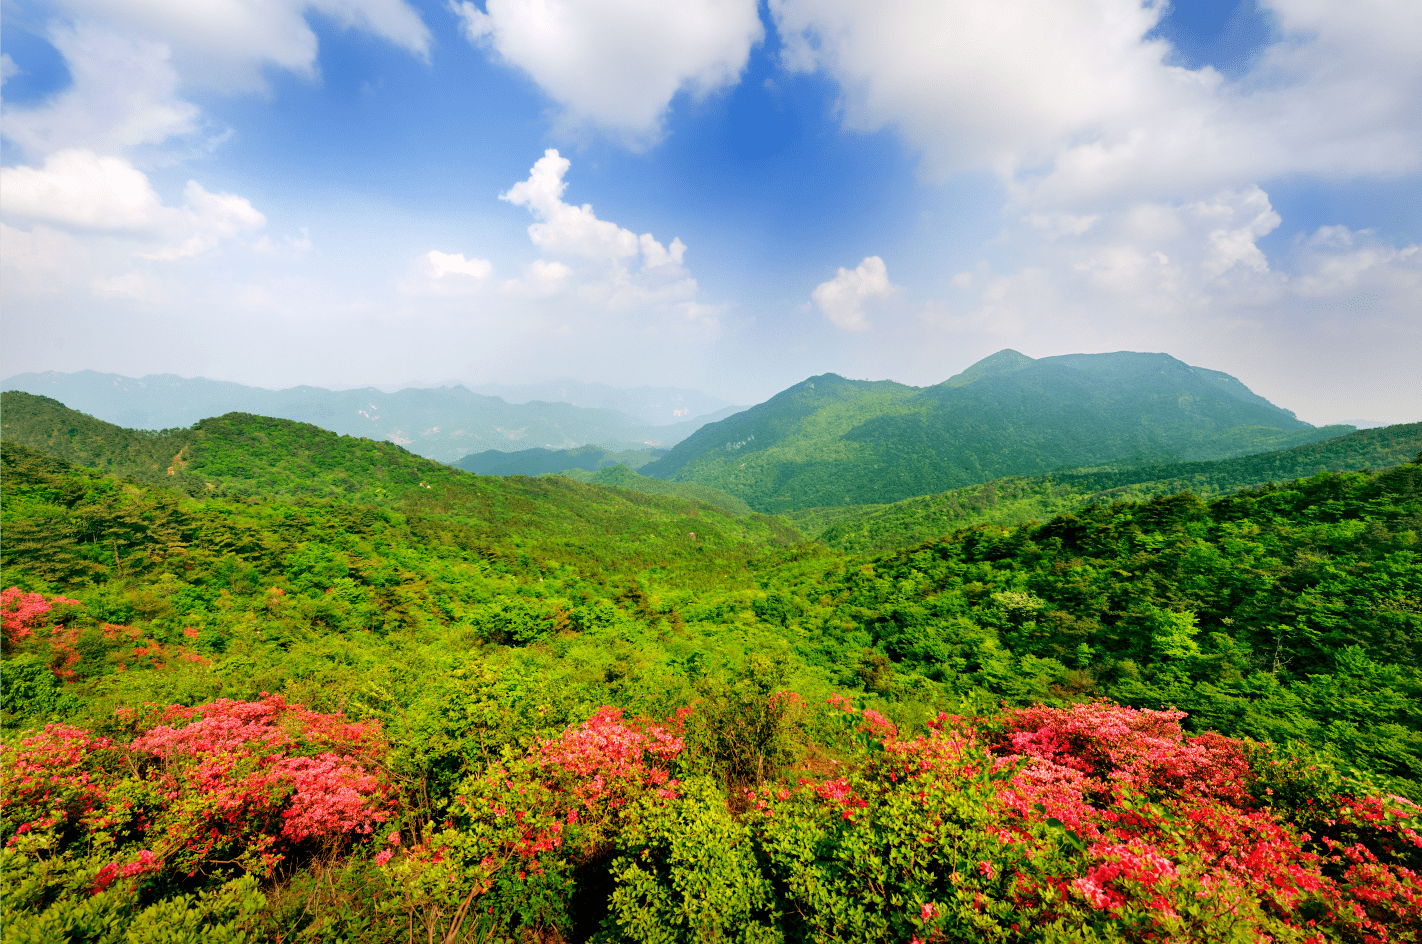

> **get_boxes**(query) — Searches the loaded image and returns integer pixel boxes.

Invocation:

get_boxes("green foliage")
[602,778,782,944]
[457,443,664,476]
[794,421,1422,555]
[2,655,83,718]
[561,464,756,518]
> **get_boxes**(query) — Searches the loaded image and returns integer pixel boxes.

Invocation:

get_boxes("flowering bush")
[379,705,688,942]
[2,693,394,922]
[740,697,1422,944]
[1,585,79,648]
[7,689,1421,943]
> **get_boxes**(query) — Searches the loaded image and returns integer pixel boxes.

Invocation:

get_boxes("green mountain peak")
[941,348,1037,387]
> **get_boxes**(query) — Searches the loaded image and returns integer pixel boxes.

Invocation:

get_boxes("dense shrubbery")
[6,695,1421,942]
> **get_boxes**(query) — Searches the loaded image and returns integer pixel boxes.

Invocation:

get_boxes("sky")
[1,0,1419,425]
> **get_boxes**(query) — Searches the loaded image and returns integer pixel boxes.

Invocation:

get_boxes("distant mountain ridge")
[0,371,742,463]
[0,392,794,540]
[641,350,1358,512]
[468,379,735,427]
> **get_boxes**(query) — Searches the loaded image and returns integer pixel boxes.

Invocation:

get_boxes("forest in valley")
[3,401,1422,943]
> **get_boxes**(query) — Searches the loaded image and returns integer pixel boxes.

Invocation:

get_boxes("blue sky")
[2,0,1419,424]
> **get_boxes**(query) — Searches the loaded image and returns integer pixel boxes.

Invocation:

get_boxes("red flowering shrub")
[2,694,393,893]
[383,706,687,941]
[2,586,79,647]
[992,701,1254,805]
[742,696,1422,944]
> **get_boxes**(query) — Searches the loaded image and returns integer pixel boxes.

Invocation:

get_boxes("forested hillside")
[643,351,1355,511]
[795,421,1422,554]
[455,444,663,476]
[3,400,1421,942]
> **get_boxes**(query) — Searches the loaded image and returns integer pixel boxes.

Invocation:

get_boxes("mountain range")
[4,350,1387,516]
[640,350,1358,511]
[467,379,734,426]
[0,371,742,464]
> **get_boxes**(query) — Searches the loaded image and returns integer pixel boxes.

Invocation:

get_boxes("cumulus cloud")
[451,0,762,143]
[0,149,266,257]
[2,150,169,232]
[500,149,687,272]
[494,149,721,331]
[427,250,493,280]
[1,27,201,161]
[811,256,897,331]
[770,0,1422,207]
[402,249,495,295]
[518,259,573,296]
[500,150,641,261]
[59,0,431,91]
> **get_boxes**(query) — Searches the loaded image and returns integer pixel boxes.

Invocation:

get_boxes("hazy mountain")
[0,372,739,464]
[468,378,737,426]
[641,350,1360,512]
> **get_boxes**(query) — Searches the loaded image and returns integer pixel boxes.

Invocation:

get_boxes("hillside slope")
[642,350,1356,511]
[0,394,802,569]
[455,444,664,476]
[556,463,755,517]
[793,420,1422,554]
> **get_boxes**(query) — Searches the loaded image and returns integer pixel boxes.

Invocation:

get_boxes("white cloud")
[427,250,493,280]
[146,180,268,259]
[501,150,641,261]
[771,0,1175,183]
[500,149,687,271]
[640,233,687,269]
[509,258,574,295]
[2,149,168,232]
[770,0,1422,208]
[451,0,762,144]
[1190,186,1282,277]
[0,149,266,257]
[1,53,20,83]
[401,249,496,296]
[811,256,897,331]
[60,0,431,91]
[1292,227,1421,300]
[1,27,201,161]
[493,150,721,333]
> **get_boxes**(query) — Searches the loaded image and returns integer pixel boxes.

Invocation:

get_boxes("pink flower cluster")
[2,586,79,646]
[759,700,1420,941]
[815,777,868,819]
[996,702,1253,805]
[423,706,691,901]
[2,695,393,887]
[2,724,114,840]
[1071,841,1179,913]
[539,706,684,803]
